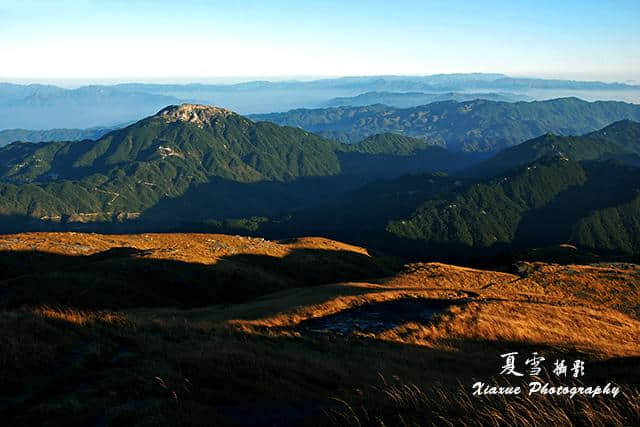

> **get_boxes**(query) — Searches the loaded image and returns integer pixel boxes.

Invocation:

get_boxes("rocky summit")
[156,103,237,127]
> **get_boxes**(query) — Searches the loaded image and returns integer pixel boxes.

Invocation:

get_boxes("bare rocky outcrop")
[155,104,237,127]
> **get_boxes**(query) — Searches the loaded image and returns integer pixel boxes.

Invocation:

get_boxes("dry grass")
[223,261,640,359]
[0,233,639,425]
[516,262,640,318]
[33,306,132,327]
[325,377,640,427]
[383,301,640,357]
[0,232,372,265]
[381,262,520,291]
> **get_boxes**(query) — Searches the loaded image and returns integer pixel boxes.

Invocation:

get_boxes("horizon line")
[1,72,639,89]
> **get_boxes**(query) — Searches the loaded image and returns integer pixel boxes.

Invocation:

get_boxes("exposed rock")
[156,104,236,127]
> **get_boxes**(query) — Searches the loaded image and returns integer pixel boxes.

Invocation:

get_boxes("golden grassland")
[0,233,639,426]
[0,232,372,262]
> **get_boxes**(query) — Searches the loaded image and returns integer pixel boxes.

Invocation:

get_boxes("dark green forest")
[1,103,639,260]
[250,97,640,151]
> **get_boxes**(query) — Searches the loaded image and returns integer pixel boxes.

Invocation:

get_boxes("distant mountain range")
[1,73,638,129]
[0,84,181,129]
[250,97,640,152]
[7,97,638,155]
[111,74,640,96]
[0,126,119,147]
[0,102,638,259]
[324,91,533,107]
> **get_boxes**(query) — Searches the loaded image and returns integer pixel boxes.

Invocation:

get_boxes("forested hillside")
[250,98,640,151]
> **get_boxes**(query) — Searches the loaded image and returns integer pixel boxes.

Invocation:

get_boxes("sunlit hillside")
[1,233,638,425]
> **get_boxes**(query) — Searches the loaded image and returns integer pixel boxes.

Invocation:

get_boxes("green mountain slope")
[250,98,640,152]
[572,194,640,254]
[261,173,463,246]
[3,104,638,258]
[0,104,343,184]
[0,104,477,230]
[337,133,482,179]
[387,158,640,255]
[467,120,640,177]
[251,153,640,258]
[0,105,344,227]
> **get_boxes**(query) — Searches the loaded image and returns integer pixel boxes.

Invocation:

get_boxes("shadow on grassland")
[0,246,400,309]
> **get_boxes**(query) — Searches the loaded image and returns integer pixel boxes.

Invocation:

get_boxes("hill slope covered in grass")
[0,233,398,309]
[0,232,638,426]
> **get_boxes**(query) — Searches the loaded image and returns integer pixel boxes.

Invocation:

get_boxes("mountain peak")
[155,104,236,127]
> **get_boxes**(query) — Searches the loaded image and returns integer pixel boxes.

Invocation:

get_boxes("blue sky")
[1,0,639,83]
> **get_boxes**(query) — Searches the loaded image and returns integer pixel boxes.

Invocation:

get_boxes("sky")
[1,0,639,84]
